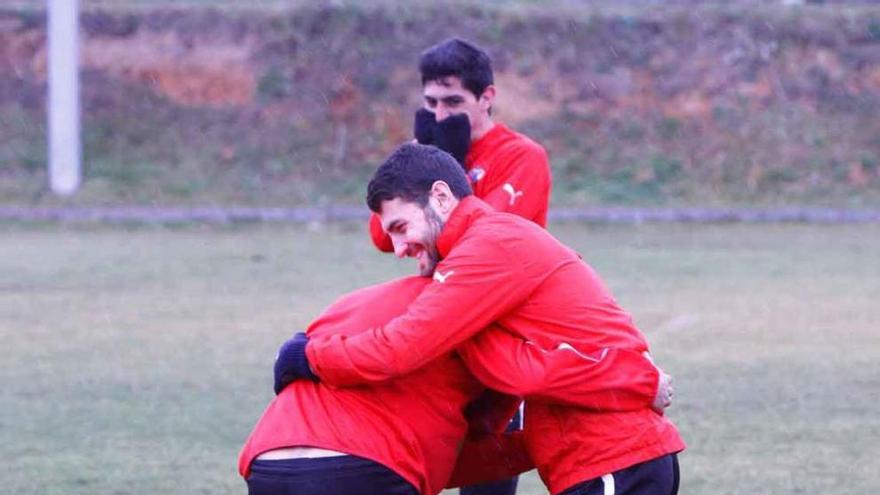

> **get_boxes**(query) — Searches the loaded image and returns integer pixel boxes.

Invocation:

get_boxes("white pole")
[48,0,81,195]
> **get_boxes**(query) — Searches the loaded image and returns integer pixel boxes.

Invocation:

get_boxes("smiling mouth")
[409,245,426,261]
[404,244,429,269]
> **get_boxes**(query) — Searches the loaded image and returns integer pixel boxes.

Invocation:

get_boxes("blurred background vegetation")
[1,0,879,208]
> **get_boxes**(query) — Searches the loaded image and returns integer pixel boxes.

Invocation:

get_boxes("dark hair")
[419,38,493,98]
[367,144,473,213]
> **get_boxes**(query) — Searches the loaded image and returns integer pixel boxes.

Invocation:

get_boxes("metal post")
[48,0,81,195]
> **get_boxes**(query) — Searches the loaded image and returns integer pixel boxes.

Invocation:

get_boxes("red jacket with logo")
[308,197,686,494]
[369,123,551,251]
[240,276,663,493]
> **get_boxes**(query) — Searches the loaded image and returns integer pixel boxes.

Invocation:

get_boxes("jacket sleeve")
[457,326,659,411]
[368,213,394,253]
[479,145,551,225]
[307,239,536,386]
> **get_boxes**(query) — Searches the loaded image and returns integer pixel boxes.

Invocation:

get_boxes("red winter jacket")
[369,123,551,251]
[240,275,663,494]
[239,277,483,495]
[309,197,686,494]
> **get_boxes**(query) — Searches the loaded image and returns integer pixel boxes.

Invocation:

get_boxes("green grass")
[1,222,879,494]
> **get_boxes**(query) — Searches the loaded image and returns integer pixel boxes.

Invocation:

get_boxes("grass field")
[1,222,878,494]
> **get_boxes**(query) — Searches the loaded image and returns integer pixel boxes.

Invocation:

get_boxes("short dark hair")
[419,38,493,98]
[367,144,473,213]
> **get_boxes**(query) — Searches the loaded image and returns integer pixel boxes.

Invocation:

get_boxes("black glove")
[414,108,437,145]
[273,332,318,394]
[434,113,471,167]
[413,108,471,166]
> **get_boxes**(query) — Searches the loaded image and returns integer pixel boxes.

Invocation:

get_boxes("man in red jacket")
[369,37,552,257]
[242,275,669,494]
[276,144,685,495]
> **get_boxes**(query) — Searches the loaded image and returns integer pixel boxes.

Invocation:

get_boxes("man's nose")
[392,239,408,258]
[434,106,450,122]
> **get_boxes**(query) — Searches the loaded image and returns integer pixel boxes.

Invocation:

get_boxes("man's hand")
[433,113,471,166]
[652,368,674,413]
[273,332,318,394]
[414,108,436,145]
[412,108,471,166]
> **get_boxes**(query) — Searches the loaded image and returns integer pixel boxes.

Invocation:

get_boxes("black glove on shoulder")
[273,332,318,395]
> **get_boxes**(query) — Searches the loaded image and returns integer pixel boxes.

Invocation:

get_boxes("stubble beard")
[419,206,445,277]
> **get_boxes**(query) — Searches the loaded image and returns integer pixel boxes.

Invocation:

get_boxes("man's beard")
[419,206,445,277]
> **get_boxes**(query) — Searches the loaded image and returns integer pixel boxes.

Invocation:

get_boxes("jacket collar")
[466,123,510,167]
[437,196,493,258]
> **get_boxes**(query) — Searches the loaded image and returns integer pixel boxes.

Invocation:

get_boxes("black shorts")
[246,454,418,495]
[560,453,680,495]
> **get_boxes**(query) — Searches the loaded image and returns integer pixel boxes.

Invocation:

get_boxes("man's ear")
[478,85,496,112]
[429,180,456,217]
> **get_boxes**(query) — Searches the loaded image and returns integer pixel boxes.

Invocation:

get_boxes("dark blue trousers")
[559,453,680,495]
[246,455,418,495]
[460,476,518,495]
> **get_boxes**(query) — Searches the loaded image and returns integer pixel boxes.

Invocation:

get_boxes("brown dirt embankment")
[1,4,879,207]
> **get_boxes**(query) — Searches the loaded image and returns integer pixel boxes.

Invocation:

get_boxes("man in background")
[371,37,551,249]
